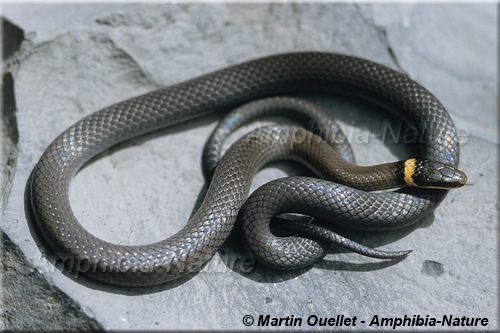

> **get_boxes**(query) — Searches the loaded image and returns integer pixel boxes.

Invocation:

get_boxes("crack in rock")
[1,18,23,215]
[1,73,19,214]
[353,4,406,74]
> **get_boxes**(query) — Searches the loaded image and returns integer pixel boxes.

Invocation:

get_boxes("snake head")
[409,159,467,189]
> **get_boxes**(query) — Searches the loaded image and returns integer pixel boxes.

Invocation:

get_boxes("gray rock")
[1,3,497,331]
[1,231,103,331]
[1,17,102,332]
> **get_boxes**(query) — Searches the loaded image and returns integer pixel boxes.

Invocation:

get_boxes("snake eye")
[412,160,467,189]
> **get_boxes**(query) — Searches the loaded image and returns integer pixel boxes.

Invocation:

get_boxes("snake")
[28,52,467,286]
[202,96,358,179]
[201,97,465,267]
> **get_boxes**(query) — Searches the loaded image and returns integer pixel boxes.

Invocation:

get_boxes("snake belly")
[29,52,460,286]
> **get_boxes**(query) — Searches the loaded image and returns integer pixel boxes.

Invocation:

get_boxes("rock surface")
[0,231,103,331]
[1,3,497,331]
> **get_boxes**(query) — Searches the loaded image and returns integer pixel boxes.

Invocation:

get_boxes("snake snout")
[413,160,467,189]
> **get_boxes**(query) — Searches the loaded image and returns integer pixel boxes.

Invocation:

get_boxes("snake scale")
[29,52,465,286]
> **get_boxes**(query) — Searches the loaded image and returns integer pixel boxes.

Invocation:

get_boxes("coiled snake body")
[29,52,465,286]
